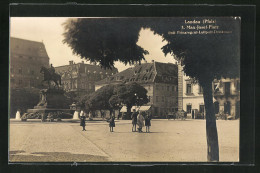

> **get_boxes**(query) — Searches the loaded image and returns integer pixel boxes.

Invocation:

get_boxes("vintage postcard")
[9,16,240,163]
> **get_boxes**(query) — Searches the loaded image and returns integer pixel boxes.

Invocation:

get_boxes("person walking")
[109,116,115,132]
[137,111,145,132]
[145,113,151,132]
[131,109,138,132]
[80,113,86,131]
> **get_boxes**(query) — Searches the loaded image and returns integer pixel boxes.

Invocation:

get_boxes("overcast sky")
[10,17,176,72]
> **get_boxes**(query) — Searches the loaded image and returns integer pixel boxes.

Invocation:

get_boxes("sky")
[10,17,176,72]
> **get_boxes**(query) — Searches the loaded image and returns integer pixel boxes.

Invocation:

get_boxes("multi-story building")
[55,61,118,96]
[95,61,178,117]
[10,37,50,88]
[178,63,240,119]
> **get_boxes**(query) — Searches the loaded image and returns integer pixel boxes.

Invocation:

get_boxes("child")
[145,113,151,132]
[109,116,115,132]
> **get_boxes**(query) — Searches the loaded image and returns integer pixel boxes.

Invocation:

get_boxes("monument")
[22,66,73,121]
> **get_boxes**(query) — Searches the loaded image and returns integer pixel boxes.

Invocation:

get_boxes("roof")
[95,61,178,85]
[10,37,49,58]
[55,62,118,75]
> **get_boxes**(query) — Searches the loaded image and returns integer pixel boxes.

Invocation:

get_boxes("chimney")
[69,60,73,65]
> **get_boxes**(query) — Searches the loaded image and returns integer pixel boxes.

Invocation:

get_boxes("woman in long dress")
[137,111,145,132]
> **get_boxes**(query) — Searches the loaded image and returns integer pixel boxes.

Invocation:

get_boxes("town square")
[10,119,239,162]
[9,17,240,163]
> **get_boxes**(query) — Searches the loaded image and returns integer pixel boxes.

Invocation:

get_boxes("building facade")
[95,61,178,117]
[10,37,50,89]
[55,61,118,96]
[178,64,240,119]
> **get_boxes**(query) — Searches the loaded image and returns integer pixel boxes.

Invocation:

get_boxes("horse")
[40,66,61,88]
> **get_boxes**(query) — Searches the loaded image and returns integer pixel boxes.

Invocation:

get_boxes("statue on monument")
[40,64,61,88]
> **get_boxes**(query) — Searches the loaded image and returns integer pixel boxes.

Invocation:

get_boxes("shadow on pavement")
[9,151,109,162]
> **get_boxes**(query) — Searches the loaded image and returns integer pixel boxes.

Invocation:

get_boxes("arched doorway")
[214,101,219,114]
[224,101,231,115]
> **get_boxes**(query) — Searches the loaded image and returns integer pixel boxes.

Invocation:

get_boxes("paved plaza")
[9,119,239,162]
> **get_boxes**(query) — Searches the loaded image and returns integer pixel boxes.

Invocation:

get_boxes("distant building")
[10,37,50,88]
[55,61,118,96]
[178,63,240,119]
[95,61,178,117]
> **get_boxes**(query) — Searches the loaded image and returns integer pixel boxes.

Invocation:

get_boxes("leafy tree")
[10,88,40,118]
[147,18,240,161]
[86,84,115,115]
[63,18,148,68]
[114,82,149,118]
[63,18,240,161]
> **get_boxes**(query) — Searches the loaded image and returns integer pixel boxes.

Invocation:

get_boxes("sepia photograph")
[9,17,240,163]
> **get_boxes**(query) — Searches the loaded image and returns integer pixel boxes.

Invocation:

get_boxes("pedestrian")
[80,113,86,131]
[109,116,115,132]
[131,109,138,132]
[145,113,151,132]
[137,111,144,132]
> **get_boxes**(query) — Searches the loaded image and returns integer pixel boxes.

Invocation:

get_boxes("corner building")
[178,63,240,119]
[10,37,50,89]
[95,61,178,117]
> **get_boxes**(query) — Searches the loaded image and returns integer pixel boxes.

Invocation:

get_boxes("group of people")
[79,109,151,133]
[131,109,151,133]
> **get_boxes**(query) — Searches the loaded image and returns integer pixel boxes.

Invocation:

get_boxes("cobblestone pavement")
[9,119,239,162]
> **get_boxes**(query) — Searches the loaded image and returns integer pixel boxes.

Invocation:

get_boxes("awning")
[120,106,151,112]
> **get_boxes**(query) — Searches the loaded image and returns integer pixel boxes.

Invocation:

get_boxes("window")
[199,85,203,93]
[199,105,205,114]
[18,68,22,74]
[187,104,192,113]
[156,96,159,102]
[225,82,231,95]
[186,83,192,94]
[162,96,165,102]
[30,80,35,87]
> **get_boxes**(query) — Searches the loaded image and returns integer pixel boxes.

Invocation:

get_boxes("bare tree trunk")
[201,80,219,162]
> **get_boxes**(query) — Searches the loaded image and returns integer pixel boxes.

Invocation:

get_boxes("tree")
[114,82,149,118]
[10,88,40,117]
[148,18,240,161]
[86,84,115,115]
[63,17,240,161]
[63,18,148,68]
